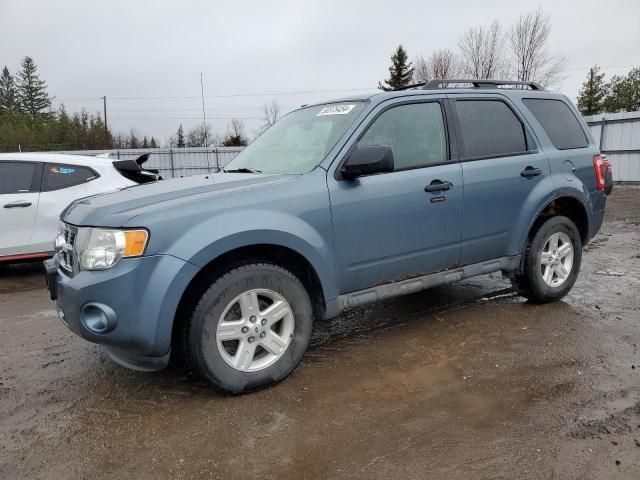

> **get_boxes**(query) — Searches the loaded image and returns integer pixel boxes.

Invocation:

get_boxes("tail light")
[593,154,610,190]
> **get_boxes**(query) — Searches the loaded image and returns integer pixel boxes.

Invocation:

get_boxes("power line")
[110,87,375,100]
[110,116,263,120]
[51,67,637,104]
[54,86,376,103]
[563,64,634,72]
[109,106,297,112]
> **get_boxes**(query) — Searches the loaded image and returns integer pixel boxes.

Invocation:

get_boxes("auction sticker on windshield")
[317,104,356,116]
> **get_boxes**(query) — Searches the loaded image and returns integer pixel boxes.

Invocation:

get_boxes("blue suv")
[45,79,613,393]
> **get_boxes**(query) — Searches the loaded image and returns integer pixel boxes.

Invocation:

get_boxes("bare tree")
[261,100,282,129]
[413,55,431,83]
[414,49,460,81]
[458,20,506,79]
[186,123,212,147]
[222,119,248,147]
[507,9,565,88]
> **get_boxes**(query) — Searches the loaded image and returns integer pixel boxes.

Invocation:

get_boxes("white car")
[0,152,159,262]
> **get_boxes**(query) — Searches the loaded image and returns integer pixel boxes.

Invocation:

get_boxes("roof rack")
[421,79,543,90]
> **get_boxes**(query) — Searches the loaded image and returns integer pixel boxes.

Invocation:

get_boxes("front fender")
[166,210,338,302]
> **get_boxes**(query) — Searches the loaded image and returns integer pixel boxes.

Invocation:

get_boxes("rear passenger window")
[455,100,528,159]
[358,102,447,170]
[523,98,588,150]
[43,163,98,192]
[0,162,37,194]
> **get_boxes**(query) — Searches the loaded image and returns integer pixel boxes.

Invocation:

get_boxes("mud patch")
[571,401,640,439]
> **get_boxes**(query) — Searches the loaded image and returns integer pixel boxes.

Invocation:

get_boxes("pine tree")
[149,137,157,148]
[16,57,52,118]
[129,130,140,149]
[176,124,185,147]
[55,104,74,147]
[0,67,19,112]
[603,67,640,113]
[577,66,606,116]
[378,45,414,91]
[142,136,149,148]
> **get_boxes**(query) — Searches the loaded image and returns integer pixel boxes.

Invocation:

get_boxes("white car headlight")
[75,227,149,271]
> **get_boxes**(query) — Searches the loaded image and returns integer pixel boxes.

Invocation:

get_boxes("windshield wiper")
[223,167,261,174]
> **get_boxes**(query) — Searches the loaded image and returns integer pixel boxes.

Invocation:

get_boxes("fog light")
[80,303,117,334]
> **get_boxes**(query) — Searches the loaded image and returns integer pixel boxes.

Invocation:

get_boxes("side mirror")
[340,145,394,180]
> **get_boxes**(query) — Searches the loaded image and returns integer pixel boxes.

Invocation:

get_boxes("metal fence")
[59,146,244,179]
[584,111,640,183]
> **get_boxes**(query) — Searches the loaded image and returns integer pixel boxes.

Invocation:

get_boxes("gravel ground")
[1,189,639,479]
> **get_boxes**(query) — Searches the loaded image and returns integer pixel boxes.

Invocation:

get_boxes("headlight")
[75,228,149,271]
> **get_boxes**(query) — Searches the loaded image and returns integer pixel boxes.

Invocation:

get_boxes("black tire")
[183,263,313,394]
[511,215,582,304]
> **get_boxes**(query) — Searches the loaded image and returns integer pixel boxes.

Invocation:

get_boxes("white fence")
[59,146,244,179]
[584,111,640,183]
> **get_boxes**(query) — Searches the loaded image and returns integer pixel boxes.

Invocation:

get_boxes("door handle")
[425,180,453,192]
[521,166,543,178]
[3,201,32,208]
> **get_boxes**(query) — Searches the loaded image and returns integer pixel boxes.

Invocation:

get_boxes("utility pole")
[200,73,211,171]
[101,96,108,134]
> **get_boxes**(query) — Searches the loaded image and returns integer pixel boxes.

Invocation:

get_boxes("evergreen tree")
[378,45,414,91]
[176,124,185,147]
[0,67,19,112]
[142,136,149,148]
[55,104,74,147]
[603,67,640,113]
[129,130,140,149]
[577,66,606,116]
[149,137,157,148]
[16,57,52,118]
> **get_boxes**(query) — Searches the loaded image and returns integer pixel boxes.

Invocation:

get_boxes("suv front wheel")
[511,215,582,303]
[183,263,313,394]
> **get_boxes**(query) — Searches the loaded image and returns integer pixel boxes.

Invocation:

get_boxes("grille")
[58,223,78,275]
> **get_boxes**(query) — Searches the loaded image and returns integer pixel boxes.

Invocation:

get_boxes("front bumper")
[45,254,199,371]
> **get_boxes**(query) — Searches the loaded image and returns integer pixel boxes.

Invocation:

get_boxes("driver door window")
[357,102,448,171]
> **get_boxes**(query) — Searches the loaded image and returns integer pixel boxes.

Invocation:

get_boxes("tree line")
[0,56,255,152]
[3,12,638,154]
[577,66,640,116]
[378,8,638,117]
[0,57,118,151]
[167,101,282,148]
[379,9,565,90]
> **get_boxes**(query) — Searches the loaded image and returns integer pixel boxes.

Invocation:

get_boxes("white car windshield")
[224,102,366,174]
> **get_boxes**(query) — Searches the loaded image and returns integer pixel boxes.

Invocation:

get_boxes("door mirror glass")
[340,145,394,180]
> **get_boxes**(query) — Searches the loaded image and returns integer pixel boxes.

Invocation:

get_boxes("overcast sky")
[1,0,638,144]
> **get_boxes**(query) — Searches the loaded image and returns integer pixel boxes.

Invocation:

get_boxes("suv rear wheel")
[183,263,313,393]
[511,215,582,303]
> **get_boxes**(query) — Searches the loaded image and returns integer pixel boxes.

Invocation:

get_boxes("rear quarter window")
[43,163,99,191]
[522,98,589,150]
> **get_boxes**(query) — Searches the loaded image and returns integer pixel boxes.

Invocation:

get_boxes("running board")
[337,255,521,310]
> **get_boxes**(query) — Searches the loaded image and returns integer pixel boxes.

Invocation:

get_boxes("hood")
[62,172,294,227]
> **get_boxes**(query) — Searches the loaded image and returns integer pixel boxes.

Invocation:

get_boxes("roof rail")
[422,79,543,90]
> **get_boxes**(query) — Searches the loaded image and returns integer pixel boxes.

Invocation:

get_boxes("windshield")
[224,102,366,174]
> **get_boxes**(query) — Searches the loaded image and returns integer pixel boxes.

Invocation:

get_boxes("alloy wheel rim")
[540,232,574,288]
[216,289,294,372]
